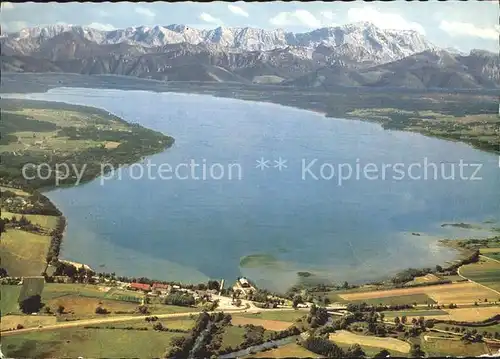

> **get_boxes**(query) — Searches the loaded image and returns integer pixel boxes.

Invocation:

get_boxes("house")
[238,277,250,288]
[129,282,151,292]
[152,283,170,294]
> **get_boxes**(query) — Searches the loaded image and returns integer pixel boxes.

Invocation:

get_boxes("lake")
[5,88,500,291]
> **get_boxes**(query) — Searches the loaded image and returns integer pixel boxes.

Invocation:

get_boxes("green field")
[348,293,436,306]
[421,335,491,357]
[40,283,200,319]
[0,106,129,155]
[0,285,22,316]
[95,317,196,331]
[0,98,174,190]
[41,283,111,301]
[238,310,306,322]
[333,341,408,358]
[0,229,51,277]
[1,328,184,358]
[481,248,500,262]
[382,309,449,319]
[434,323,500,335]
[460,257,500,292]
[250,343,319,358]
[221,325,247,349]
[1,211,59,230]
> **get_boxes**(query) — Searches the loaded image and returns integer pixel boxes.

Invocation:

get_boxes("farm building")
[152,283,170,294]
[128,282,151,292]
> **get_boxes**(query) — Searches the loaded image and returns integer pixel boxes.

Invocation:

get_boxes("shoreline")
[1,73,498,155]
[1,88,498,291]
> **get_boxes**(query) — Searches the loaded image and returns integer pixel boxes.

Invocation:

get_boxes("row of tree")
[45,216,66,265]
[163,311,217,358]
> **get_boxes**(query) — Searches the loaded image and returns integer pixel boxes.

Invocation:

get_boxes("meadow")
[0,230,51,277]
[329,330,411,353]
[460,257,500,293]
[1,327,185,358]
[338,282,499,305]
[421,333,491,357]
[249,343,319,358]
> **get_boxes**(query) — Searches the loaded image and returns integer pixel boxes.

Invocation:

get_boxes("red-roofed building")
[152,283,170,292]
[129,282,151,292]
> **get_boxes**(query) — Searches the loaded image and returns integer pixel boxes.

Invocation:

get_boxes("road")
[0,305,307,337]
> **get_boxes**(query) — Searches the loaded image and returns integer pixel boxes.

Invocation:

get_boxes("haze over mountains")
[1,22,498,90]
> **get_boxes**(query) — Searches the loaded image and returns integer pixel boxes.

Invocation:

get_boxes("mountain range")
[1,22,498,90]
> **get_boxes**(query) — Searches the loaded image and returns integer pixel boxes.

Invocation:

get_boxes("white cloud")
[347,7,426,34]
[228,4,249,18]
[439,20,499,40]
[270,9,323,28]
[135,6,155,18]
[320,11,336,21]
[199,12,223,25]
[87,22,115,31]
[1,2,14,10]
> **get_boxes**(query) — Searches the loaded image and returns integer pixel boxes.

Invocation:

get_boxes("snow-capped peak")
[3,22,437,63]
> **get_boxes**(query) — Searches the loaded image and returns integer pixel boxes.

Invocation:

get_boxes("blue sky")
[1,1,498,52]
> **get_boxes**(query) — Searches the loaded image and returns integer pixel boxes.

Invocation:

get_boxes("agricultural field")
[94,317,196,331]
[1,211,59,230]
[480,247,500,261]
[441,274,468,283]
[1,285,22,316]
[45,295,142,320]
[386,306,500,322]
[339,282,499,305]
[238,310,306,323]
[231,315,294,331]
[221,325,247,349]
[0,106,129,155]
[249,343,320,358]
[1,327,185,358]
[460,257,500,292]
[382,309,449,319]
[41,284,199,319]
[421,333,491,357]
[156,317,195,331]
[429,306,500,322]
[1,315,57,331]
[329,330,411,353]
[346,293,436,306]
[0,229,51,276]
[434,323,500,336]
[42,283,113,301]
[0,98,174,190]
[334,341,409,358]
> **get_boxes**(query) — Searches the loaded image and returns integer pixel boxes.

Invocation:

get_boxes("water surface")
[6,88,500,291]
